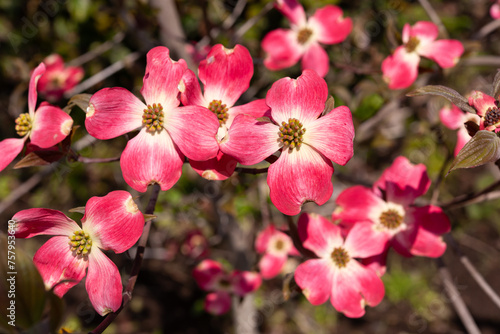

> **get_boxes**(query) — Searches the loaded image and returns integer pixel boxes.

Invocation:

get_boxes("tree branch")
[436,258,481,334]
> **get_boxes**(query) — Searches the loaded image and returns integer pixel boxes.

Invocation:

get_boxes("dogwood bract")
[85,46,220,192]
[332,156,451,258]
[255,225,299,279]
[294,213,386,318]
[37,54,84,102]
[192,259,261,315]
[262,0,352,77]
[12,191,145,316]
[221,69,355,215]
[0,62,73,172]
[382,21,463,89]
[179,44,270,180]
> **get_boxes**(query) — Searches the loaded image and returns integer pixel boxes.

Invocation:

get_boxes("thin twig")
[231,1,274,44]
[436,258,481,334]
[66,32,126,68]
[0,134,98,216]
[440,179,500,210]
[461,56,500,67]
[418,0,448,38]
[65,52,142,97]
[235,167,269,175]
[431,130,453,205]
[89,183,161,334]
[473,19,500,39]
[446,235,500,311]
[257,176,271,226]
[77,155,121,164]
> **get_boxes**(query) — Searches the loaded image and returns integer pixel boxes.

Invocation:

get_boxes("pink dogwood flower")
[220,69,355,215]
[491,1,500,19]
[193,259,262,315]
[12,191,145,316]
[262,0,352,77]
[382,21,464,89]
[294,213,386,318]
[179,44,270,180]
[37,54,84,101]
[255,225,299,279]
[0,63,73,172]
[85,47,220,192]
[468,90,500,132]
[332,156,451,258]
[439,104,479,156]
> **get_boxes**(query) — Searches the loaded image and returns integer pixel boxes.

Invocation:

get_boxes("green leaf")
[449,130,500,174]
[0,234,47,331]
[492,69,500,99]
[407,85,476,114]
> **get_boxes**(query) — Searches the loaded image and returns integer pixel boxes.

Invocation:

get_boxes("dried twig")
[232,1,274,44]
[418,0,448,38]
[446,234,500,310]
[66,32,126,68]
[64,52,142,98]
[436,258,481,334]
[440,179,500,210]
[474,19,500,39]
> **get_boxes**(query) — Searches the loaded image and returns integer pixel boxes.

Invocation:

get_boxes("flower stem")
[235,167,269,175]
[89,183,161,334]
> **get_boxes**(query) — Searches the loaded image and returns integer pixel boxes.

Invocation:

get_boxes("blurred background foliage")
[1,0,500,333]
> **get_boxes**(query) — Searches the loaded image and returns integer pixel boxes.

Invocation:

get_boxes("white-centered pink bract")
[332,156,451,262]
[12,191,145,316]
[0,62,73,172]
[179,44,270,180]
[85,46,220,192]
[381,21,464,90]
[262,0,352,77]
[192,259,262,315]
[255,224,299,279]
[294,213,386,318]
[220,69,355,216]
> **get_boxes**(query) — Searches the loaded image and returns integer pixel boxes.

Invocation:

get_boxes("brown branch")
[440,178,500,210]
[235,167,269,175]
[77,155,121,164]
[474,19,500,39]
[436,258,481,334]
[89,183,161,334]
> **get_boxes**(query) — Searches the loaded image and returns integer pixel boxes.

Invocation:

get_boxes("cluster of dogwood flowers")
[254,156,451,317]
[85,45,355,216]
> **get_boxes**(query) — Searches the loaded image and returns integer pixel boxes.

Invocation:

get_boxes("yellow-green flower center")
[279,118,306,151]
[208,100,228,126]
[15,113,32,137]
[297,28,313,45]
[405,36,420,53]
[69,230,92,256]
[379,209,404,229]
[331,247,349,268]
[275,239,285,251]
[142,103,164,133]
[484,106,500,128]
